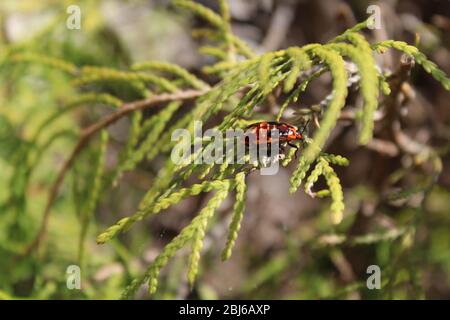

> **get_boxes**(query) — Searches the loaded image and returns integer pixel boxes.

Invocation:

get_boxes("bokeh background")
[0,0,450,299]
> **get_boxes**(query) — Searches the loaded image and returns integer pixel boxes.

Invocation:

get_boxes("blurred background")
[0,0,450,299]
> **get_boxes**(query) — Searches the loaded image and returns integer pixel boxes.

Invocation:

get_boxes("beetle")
[244,121,305,157]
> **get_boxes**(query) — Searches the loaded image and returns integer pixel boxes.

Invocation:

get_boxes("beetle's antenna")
[300,119,310,135]
[297,119,310,153]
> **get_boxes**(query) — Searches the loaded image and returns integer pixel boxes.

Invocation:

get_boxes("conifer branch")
[24,89,208,255]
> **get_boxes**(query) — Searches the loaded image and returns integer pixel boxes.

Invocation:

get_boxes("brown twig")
[24,89,208,256]
[366,138,399,157]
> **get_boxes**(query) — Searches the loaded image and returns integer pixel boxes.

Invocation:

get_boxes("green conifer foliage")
[2,0,449,298]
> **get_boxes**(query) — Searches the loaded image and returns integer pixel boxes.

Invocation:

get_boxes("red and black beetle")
[244,121,305,156]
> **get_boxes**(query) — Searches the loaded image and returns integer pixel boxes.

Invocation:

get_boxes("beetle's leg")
[288,142,299,158]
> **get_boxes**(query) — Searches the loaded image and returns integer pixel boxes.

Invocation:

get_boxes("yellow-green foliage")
[304,154,349,224]
[132,61,209,90]
[3,0,450,299]
[122,183,232,299]
[113,101,181,183]
[78,130,109,265]
[96,179,234,244]
[284,47,312,92]
[299,46,348,163]
[372,40,450,90]
[74,66,178,95]
[10,52,78,75]
[328,32,379,144]
[222,172,247,261]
